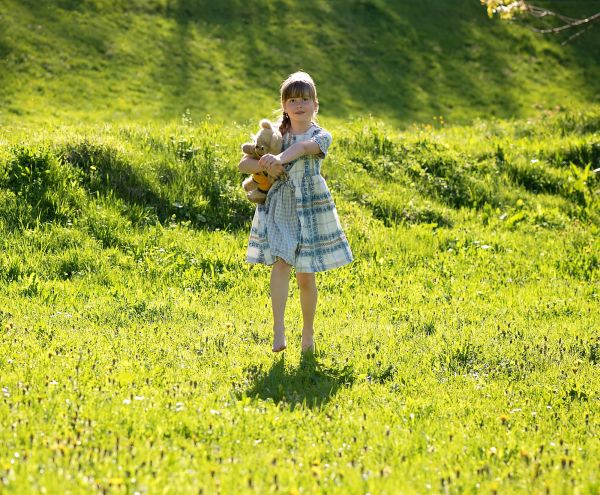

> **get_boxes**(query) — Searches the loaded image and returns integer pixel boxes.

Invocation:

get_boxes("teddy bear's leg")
[247,189,267,204]
[242,176,259,192]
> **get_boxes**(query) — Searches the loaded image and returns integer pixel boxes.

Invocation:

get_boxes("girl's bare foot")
[273,327,287,353]
[301,328,314,353]
[301,343,315,354]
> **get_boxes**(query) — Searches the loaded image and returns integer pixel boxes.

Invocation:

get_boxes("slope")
[0,0,599,126]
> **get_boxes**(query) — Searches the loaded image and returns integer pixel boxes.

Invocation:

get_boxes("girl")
[239,71,353,353]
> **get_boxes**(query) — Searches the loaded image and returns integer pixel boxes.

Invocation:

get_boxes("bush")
[555,109,600,135]
[1,146,85,229]
[62,140,171,221]
[544,142,600,169]
[62,137,254,229]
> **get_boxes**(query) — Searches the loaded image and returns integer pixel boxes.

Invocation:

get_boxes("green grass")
[1,0,600,127]
[1,1,599,491]
[0,107,598,493]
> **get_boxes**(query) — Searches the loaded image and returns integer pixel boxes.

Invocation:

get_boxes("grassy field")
[0,106,598,493]
[1,0,599,493]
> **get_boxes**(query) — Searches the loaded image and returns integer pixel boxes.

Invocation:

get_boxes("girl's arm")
[278,141,321,164]
[258,140,321,170]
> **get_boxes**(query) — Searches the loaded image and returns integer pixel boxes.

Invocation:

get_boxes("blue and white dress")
[246,123,353,273]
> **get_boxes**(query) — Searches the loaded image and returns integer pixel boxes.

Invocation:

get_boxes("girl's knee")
[296,272,316,290]
[273,259,292,274]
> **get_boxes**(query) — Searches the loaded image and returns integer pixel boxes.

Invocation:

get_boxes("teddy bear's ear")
[270,132,283,153]
[260,119,272,130]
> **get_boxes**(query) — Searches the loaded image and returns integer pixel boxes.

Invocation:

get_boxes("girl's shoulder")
[310,124,332,142]
[305,124,331,142]
[310,122,328,134]
[309,125,333,158]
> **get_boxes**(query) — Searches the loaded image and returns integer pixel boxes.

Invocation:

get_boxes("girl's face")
[284,96,317,128]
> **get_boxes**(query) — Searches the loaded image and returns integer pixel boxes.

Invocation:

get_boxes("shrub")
[555,109,600,135]
[367,197,452,227]
[1,146,85,229]
[61,140,170,219]
[62,137,253,229]
[544,142,600,169]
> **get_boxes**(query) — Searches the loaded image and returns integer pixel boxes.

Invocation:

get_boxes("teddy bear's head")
[242,119,283,159]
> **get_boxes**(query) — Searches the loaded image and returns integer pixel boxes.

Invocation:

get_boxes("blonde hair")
[278,71,319,135]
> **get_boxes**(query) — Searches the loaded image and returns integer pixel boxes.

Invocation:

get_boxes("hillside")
[1,0,599,126]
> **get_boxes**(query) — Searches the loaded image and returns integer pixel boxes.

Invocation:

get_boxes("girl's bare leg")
[270,259,292,352]
[296,272,317,352]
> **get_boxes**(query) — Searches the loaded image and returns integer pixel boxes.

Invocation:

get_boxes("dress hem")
[246,256,353,273]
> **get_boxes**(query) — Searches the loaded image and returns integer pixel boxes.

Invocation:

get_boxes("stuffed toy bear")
[241,119,283,204]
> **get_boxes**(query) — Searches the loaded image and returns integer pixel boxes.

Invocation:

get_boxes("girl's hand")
[259,154,285,178]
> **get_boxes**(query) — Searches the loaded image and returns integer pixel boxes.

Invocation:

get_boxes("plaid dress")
[246,124,353,273]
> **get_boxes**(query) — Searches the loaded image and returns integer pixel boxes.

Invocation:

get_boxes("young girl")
[239,71,353,353]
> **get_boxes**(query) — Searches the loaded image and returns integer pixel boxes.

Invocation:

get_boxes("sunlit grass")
[1,0,599,128]
[0,107,598,493]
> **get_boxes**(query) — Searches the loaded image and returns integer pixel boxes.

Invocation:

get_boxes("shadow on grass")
[61,140,252,229]
[61,140,175,219]
[242,353,355,410]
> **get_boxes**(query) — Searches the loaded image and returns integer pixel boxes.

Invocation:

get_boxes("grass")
[1,0,600,127]
[1,2,599,491]
[0,106,598,493]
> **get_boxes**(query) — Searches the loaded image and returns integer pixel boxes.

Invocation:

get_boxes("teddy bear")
[241,119,283,204]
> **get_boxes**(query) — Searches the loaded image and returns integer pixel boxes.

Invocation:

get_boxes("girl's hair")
[278,71,319,135]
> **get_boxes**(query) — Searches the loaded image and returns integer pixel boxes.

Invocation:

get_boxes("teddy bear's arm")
[242,143,256,156]
[238,154,265,174]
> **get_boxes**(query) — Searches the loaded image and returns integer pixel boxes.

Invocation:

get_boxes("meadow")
[1,0,600,493]
[0,107,598,493]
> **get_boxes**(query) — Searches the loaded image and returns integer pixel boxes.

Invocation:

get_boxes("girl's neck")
[289,121,314,135]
